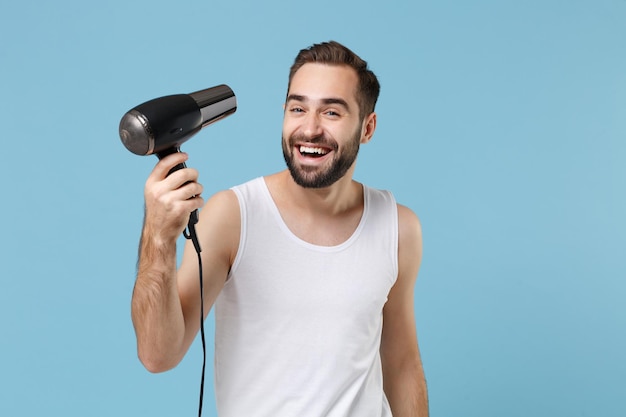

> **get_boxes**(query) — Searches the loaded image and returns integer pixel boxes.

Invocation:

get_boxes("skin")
[131,62,428,416]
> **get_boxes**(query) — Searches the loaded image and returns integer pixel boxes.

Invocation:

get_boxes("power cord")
[184,221,206,417]
[160,150,207,416]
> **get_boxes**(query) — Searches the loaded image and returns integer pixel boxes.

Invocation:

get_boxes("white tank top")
[214,177,398,417]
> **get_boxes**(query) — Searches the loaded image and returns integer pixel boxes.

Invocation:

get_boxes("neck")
[264,168,365,247]
[273,167,362,216]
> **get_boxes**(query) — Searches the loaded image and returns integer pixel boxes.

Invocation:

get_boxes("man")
[131,40,428,416]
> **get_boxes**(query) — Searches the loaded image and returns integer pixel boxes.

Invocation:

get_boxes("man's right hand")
[133,152,237,373]
[143,151,205,242]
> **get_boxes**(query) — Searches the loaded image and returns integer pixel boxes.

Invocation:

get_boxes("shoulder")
[203,188,240,218]
[196,189,241,264]
[396,203,423,279]
[397,204,422,239]
[362,186,422,253]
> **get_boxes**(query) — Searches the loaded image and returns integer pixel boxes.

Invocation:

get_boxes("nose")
[302,112,323,139]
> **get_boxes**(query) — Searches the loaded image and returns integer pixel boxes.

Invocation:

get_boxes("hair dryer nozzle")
[190,85,237,128]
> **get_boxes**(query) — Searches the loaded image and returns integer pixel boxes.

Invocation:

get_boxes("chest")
[279,209,364,246]
[227,226,396,328]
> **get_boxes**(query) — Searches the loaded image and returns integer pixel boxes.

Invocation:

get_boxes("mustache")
[288,133,338,150]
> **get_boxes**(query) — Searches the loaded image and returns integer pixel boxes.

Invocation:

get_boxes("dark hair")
[287,41,380,119]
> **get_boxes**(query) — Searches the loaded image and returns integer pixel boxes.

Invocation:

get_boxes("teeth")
[299,145,329,155]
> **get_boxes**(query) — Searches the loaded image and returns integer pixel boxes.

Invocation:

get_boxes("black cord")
[185,222,205,417]
[196,248,206,417]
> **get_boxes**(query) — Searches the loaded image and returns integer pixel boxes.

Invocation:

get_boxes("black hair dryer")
[119,84,237,247]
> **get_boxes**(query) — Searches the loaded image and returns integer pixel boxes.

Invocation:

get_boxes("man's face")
[282,63,366,188]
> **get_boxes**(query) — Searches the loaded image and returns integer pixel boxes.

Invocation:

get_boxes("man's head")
[287,41,380,121]
[282,41,379,189]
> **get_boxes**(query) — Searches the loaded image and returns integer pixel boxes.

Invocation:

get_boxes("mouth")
[298,145,332,158]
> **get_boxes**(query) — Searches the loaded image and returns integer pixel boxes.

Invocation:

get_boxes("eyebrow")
[287,94,350,110]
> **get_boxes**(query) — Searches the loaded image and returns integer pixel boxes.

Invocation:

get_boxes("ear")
[360,112,377,144]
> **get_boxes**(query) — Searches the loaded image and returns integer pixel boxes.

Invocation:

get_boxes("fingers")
[149,152,190,182]
[170,181,204,205]
[149,152,201,193]
[143,153,205,240]
[146,153,198,190]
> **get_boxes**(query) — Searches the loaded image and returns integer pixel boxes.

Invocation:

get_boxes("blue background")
[1,0,624,416]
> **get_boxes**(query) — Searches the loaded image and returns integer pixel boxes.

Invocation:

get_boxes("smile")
[299,145,330,157]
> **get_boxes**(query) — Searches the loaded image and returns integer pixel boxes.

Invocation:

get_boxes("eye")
[289,106,305,114]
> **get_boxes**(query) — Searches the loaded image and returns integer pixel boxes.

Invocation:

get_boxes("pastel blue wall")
[1,1,624,416]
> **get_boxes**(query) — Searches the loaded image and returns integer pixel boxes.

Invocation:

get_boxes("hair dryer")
[119,84,236,158]
[119,85,237,246]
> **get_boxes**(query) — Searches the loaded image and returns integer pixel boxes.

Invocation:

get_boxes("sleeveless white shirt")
[214,177,398,416]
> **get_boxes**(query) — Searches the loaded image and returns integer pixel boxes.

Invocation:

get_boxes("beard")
[282,128,361,189]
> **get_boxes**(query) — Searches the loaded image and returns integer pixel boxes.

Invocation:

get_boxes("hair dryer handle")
[156,147,199,227]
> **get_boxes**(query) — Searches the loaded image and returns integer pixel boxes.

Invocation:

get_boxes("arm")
[381,204,428,417]
[130,152,238,373]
